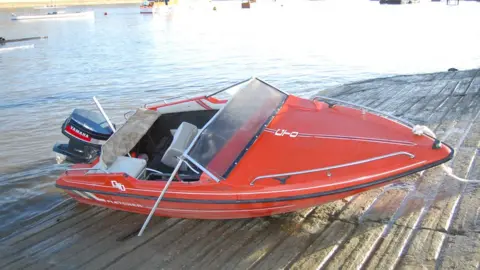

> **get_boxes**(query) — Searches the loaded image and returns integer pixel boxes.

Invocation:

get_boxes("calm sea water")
[0,0,479,237]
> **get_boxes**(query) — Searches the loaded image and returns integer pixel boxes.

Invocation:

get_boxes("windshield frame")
[182,78,289,182]
[205,78,252,98]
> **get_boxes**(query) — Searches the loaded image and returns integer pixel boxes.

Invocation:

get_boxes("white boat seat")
[88,156,147,178]
[109,156,147,178]
[161,122,198,171]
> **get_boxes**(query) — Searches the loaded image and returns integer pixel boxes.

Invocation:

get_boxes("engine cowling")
[53,109,114,163]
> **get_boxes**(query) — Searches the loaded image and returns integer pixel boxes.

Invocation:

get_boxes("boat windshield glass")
[207,78,251,100]
[186,78,287,181]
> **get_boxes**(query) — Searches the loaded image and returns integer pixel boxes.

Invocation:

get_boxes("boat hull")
[60,185,366,219]
[55,81,454,220]
[57,143,452,219]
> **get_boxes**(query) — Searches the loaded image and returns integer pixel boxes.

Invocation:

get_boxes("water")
[0,0,480,237]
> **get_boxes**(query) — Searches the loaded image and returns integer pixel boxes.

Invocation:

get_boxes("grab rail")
[312,95,414,128]
[65,168,110,175]
[250,151,415,186]
[144,95,190,108]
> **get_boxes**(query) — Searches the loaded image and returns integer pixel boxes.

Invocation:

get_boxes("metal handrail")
[144,95,190,108]
[146,168,165,174]
[145,168,168,180]
[65,168,110,175]
[145,169,197,181]
[181,158,200,174]
[312,95,414,128]
[250,151,415,186]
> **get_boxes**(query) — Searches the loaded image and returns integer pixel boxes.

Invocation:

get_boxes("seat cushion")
[161,122,198,169]
[109,156,147,178]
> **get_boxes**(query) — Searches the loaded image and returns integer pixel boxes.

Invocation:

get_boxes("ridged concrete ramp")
[1,69,479,270]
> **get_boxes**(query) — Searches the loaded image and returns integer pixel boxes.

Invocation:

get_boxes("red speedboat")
[56,78,453,219]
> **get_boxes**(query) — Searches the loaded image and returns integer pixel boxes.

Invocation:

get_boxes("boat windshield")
[185,78,288,181]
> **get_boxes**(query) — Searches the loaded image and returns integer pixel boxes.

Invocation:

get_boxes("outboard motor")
[53,109,114,163]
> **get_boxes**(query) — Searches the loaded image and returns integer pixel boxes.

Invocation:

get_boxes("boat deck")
[1,69,479,269]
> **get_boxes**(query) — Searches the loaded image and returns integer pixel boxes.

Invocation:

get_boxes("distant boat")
[11,10,94,21]
[140,0,178,14]
[33,5,68,10]
[0,36,47,44]
[33,0,68,10]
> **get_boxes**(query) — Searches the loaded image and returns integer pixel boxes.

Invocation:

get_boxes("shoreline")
[0,0,140,9]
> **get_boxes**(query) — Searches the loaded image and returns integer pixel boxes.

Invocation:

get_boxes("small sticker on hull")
[104,200,143,208]
[274,129,299,138]
[111,180,126,191]
[71,190,143,208]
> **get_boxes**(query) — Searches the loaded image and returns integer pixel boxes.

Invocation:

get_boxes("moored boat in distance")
[11,10,94,21]
[0,36,47,45]
[55,78,453,220]
[33,5,68,10]
[140,0,178,14]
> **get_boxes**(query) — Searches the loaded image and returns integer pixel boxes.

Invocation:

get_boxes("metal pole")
[138,158,183,236]
[93,96,130,158]
[93,96,117,132]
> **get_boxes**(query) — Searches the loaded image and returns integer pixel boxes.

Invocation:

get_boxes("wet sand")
[1,68,478,269]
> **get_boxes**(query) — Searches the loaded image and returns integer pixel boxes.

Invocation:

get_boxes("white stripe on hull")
[69,189,294,213]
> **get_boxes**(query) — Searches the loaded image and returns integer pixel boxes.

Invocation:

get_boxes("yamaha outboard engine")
[53,109,114,163]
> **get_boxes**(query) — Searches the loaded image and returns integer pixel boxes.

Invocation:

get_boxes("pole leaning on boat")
[93,96,132,158]
[138,158,184,236]
[93,96,117,133]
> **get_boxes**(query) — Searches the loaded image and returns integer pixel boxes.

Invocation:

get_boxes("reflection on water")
[0,1,479,237]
